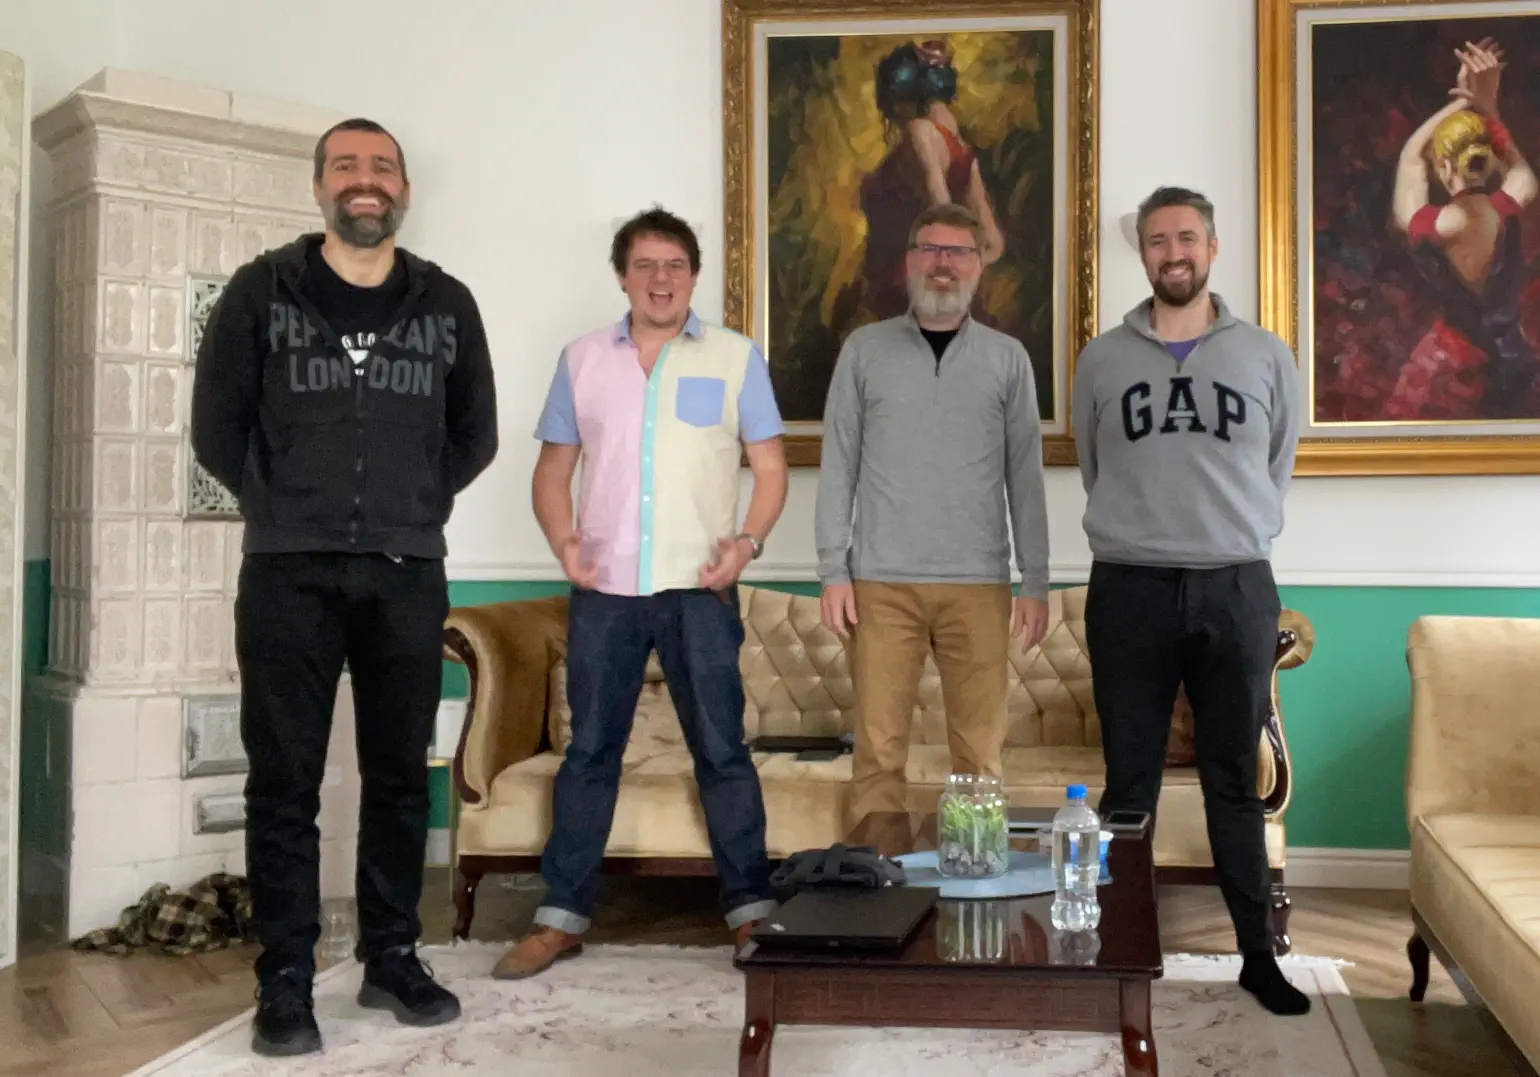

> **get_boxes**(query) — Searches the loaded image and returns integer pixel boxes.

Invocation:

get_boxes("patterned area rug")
[129,943,1389,1076]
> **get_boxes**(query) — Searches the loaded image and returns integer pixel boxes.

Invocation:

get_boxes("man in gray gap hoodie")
[1071,186,1308,1017]
[816,202,1050,829]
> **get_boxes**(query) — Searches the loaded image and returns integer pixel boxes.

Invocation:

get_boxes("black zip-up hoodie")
[190,234,499,559]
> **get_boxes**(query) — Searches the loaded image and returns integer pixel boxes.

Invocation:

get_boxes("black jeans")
[533,585,777,933]
[235,552,448,983]
[1084,560,1279,954]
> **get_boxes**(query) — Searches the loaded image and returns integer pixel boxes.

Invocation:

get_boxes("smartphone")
[1103,810,1151,835]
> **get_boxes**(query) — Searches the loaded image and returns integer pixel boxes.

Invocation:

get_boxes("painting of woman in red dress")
[1388,37,1540,419]
[761,29,1057,423]
[1310,17,1540,425]
[854,39,1007,322]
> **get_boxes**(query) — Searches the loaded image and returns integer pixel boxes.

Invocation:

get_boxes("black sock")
[1239,950,1311,1016]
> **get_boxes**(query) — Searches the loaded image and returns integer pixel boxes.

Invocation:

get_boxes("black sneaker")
[357,945,461,1027]
[252,966,322,1057]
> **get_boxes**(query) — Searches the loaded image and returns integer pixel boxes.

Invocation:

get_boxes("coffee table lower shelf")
[737,963,1158,1076]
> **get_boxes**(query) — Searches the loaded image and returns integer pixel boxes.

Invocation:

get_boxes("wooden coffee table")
[733,811,1164,1075]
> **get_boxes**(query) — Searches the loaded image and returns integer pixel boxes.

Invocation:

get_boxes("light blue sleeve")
[533,350,580,445]
[737,343,785,443]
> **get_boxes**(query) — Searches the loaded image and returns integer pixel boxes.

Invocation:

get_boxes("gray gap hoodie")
[1070,293,1300,567]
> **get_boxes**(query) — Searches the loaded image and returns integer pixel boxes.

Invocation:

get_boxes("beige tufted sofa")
[1406,615,1540,1073]
[443,583,1314,950]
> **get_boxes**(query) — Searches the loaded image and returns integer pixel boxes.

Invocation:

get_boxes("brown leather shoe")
[733,920,763,952]
[490,925,583,980]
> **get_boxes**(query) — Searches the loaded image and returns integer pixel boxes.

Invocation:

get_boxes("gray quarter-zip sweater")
[814,314,1050,597]
[1071,293,1300,567]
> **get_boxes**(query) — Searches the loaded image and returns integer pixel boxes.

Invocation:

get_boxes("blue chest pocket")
[675,376,726,427]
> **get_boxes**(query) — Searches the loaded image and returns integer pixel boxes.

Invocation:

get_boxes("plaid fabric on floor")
[71,872,254,956]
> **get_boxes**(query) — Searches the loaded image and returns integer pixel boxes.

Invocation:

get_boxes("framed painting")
[722,0,1100,467]
[1260,0,1540,474]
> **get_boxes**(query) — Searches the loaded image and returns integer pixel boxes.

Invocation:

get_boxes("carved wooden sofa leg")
[1270,875,1292,956]
[1408,931,1431,1002]
[453,861,485,941]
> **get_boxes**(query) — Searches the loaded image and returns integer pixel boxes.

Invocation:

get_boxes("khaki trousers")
[846,580,1013,827]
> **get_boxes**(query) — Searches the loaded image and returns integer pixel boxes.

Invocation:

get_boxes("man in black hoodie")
[191,117,498,1057]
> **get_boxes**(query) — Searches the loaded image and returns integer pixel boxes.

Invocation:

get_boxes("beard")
[326,186,405,249]
[1151,260,1208,307]
[907,269,978,322]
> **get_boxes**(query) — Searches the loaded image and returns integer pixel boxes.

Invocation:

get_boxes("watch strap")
[737,532,764,559]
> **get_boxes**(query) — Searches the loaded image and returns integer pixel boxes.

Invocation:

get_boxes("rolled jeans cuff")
[726,899,778,929]
[533,905,591,935]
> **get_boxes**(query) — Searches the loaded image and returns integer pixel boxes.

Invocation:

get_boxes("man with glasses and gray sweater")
[815,202,1051,828]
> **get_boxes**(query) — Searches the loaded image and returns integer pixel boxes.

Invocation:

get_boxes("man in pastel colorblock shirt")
[492,207,789,980]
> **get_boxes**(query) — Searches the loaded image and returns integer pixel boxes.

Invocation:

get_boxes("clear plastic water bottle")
[318,897,357,964]
[1050,783,1102,931]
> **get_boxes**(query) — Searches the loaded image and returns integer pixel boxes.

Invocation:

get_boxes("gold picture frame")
[1259,0,1540,474]
[722,0,1100,467]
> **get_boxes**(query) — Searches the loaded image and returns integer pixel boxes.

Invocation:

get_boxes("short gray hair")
[1136,186,1216,244]
[907,202,985,250]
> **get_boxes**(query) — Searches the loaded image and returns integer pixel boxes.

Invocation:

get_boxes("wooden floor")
[0,872,1522,1077]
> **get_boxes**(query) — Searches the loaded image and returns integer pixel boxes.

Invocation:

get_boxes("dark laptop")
[1010,805,1151,837]
[1007,806,1059,833]
[748,886,937,951]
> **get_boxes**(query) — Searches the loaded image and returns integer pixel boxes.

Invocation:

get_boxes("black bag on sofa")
[769,843,907,901]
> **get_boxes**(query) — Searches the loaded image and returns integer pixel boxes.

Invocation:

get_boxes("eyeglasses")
[911,243,979,260]
[630,259,692,276]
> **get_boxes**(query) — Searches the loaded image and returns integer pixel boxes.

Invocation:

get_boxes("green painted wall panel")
[23,559,47,674]
[428,763,451,829]
[1272,585,1540,850]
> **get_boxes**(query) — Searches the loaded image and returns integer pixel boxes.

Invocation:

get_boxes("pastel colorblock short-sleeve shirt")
[535,311,783,596]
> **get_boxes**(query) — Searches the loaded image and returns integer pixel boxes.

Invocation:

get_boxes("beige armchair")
[1405,615,1540,1073]
[443,584,1313,951]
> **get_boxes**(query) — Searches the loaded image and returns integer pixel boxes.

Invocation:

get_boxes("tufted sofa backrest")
[545,584,1200,762]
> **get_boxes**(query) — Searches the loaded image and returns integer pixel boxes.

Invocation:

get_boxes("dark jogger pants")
[235,552,448,984]
[1084,559,1280,954]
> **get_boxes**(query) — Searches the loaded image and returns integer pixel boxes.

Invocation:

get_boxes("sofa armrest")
[1406,614,1540,822]
[443,595,569,806]
[1263,607,1315,817]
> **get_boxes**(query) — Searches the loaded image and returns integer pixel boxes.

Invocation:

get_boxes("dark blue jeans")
[533,585,777,933]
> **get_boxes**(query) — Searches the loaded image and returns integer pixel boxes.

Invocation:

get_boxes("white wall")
[9,0,1540,587]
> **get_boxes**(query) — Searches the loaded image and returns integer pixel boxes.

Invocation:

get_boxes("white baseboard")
[1283,847,1408,890]
[426,829,451,867]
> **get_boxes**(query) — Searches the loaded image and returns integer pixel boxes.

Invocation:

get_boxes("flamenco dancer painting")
[761,29,1057,422]
[849,39,1009,324]
[1313,23,1540,424]
[1391,37,1539,419]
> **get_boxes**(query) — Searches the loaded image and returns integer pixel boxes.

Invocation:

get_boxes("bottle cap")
[1067,783,1087,799]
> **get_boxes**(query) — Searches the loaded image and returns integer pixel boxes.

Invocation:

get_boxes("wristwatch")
[737,532,764,559]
